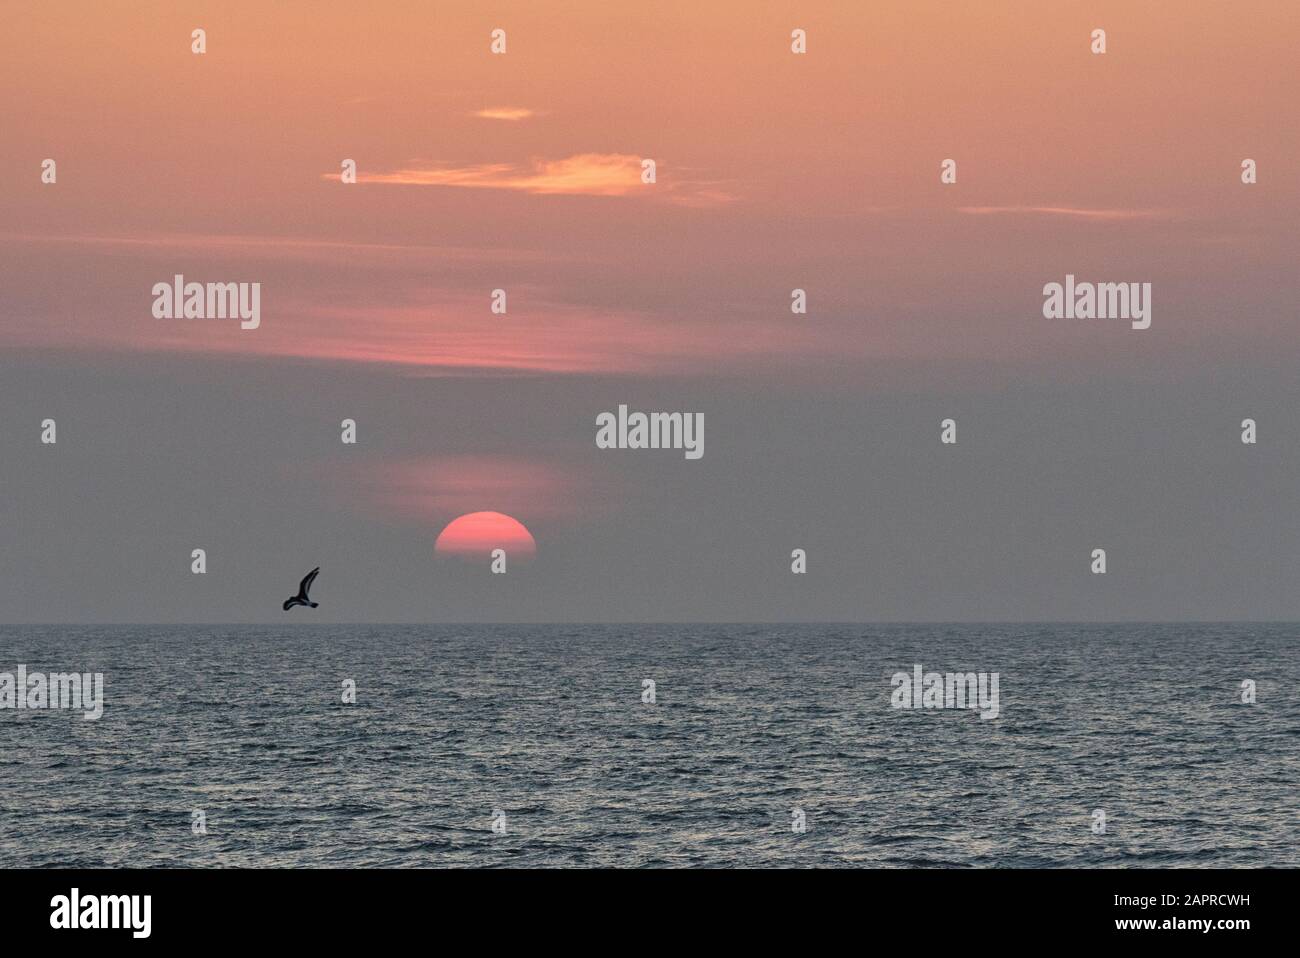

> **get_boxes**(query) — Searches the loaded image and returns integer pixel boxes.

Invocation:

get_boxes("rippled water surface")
[1,624,1295,867]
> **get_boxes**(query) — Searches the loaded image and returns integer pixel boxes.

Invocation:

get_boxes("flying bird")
[283,567,320,611]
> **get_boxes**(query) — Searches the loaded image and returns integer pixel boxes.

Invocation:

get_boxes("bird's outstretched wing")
[299,567,320,596]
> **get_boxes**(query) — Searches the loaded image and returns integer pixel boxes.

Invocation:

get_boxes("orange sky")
[1,1,1296,379]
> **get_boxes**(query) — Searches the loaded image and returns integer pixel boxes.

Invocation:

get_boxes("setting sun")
[434,511,536,560]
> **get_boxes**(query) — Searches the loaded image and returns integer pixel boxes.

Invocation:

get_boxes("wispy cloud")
[348,153,646,197]
[338,153,741,205]
[956,206,1170,221]
[3,232,828,377]
[472,107,537,121]
[0,231,558,264]
[189,299,810,375]
[1,290,828,377]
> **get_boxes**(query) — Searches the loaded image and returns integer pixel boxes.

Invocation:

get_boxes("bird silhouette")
[283,567,320,611]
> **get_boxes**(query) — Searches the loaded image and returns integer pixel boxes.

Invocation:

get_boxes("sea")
[0,623,1295,868]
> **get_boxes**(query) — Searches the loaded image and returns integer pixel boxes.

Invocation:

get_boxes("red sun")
[434,511,536,560]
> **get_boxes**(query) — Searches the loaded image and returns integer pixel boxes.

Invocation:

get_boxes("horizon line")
[3,620,1295,628]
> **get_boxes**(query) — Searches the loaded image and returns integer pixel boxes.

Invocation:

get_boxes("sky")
[0,1,1297,622]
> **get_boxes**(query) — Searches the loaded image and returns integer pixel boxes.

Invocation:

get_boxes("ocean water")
[0,624,1295,868]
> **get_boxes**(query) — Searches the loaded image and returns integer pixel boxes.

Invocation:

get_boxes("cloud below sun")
[309,454,603,547]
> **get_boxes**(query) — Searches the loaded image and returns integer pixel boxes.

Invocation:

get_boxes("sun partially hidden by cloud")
[473,107,536,121]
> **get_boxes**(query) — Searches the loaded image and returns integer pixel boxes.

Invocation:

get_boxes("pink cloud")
[472,107,537,121]
[331,153,737,205]
[348,153,645,196]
